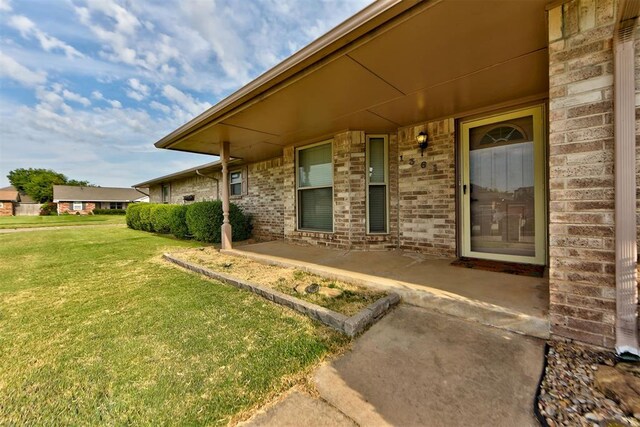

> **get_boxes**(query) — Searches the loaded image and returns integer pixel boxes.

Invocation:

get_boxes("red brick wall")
[0,201,14,216]
[58,202,96,215]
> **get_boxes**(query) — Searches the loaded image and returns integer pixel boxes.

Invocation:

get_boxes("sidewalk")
[241,305,545,427]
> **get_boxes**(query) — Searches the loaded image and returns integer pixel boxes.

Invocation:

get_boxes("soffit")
[166,0,549,161]
[348,0,548,96]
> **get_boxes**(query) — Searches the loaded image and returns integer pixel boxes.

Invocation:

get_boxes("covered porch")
[224,240,550,338]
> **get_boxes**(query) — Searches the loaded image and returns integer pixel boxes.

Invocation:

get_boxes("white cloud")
[162,84,211,118]
[91,89,121,108]
[0,0,12,12]
[62,89,91,107]
[126,77,149,101]
[150,100,170,114]
[75,0,142,67]
[0,51,46,86]
[8,15,83,58]
[0,0,374,188]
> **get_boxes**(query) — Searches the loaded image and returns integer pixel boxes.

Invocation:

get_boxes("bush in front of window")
[185,201,252,243]
[93,208,126,215]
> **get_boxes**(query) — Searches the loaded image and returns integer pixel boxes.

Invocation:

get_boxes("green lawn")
[0,214,126,229]
[0,227,347,425]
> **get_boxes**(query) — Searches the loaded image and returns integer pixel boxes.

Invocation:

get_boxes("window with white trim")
[297,141,333,232]
[366,135,388,234]
[230,171,242,196]
[110,202,123,210]
[73,201,83,211]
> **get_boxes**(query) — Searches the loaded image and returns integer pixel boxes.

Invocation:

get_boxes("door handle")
[463,184,467,195]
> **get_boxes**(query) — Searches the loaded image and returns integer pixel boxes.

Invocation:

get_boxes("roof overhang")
[132,159,243,188]
[155,0,549,162]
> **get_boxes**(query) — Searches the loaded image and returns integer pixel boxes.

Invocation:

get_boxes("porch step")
[221,248,550,340]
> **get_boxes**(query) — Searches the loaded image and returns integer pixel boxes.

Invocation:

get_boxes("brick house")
[0,186,43,216]
[0,189,19,216]
[53,185,149,215]
[138,0,639,351]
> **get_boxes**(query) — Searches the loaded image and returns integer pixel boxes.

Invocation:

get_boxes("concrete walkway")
[242,306,545,427]
[225,241,550,339]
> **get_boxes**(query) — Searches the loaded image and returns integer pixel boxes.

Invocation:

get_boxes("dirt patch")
[174,247,385,317]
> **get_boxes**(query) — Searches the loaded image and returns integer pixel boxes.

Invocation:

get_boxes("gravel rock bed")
[538,342,640,426]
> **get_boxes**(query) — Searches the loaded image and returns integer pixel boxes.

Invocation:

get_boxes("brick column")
[547,0,618,347]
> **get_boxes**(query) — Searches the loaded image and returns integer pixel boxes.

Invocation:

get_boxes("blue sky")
[0,0,371,188]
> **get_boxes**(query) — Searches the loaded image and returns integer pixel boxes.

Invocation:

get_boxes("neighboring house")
[53,185,148,215]
[0,189,19,216]
[134,159,275,235]
[0,186,42,216]
[143,0,640,352]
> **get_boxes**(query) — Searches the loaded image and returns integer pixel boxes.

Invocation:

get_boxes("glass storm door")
[461,106,546,265]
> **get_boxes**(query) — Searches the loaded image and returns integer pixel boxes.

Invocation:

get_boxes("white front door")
[460,105,546,265]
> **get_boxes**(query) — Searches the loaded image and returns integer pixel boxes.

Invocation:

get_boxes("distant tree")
[65,179,92,187]
[7,168,94,203]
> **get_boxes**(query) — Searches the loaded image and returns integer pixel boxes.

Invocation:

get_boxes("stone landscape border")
[163,253,400,337]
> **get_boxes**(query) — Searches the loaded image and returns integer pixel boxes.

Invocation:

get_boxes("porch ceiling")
[159,0,549,162]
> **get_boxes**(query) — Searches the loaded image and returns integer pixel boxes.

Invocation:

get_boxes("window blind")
[369,137,385,183]
[297,142,333,231]
[298,143,332,188]
[299,187,332,231]
[367,136,388,233]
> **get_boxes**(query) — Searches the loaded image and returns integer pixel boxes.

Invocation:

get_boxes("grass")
[0,214,125,229]
[0,227,348,425]
[178,248,386,316]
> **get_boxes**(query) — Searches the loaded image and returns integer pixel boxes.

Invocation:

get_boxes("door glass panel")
[468,116,535,257]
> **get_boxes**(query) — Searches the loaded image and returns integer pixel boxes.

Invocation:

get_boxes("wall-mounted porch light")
[417,131,428,156]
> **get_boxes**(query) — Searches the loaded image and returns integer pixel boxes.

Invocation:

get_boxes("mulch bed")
[451,257,545,277]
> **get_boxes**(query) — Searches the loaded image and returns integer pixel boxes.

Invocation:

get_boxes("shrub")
[186,200,252,243]
[150,204,175,234]
[93,208,126,215]
[169,205,190,239]
[39,202,57,216]
[126,203,143,229]
[137,204,154,232]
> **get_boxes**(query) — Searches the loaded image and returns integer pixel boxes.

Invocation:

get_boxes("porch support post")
[614,0,639,356]
[220,140,232,250]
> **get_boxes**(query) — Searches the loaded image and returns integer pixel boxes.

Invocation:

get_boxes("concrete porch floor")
[225,241,550,338]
